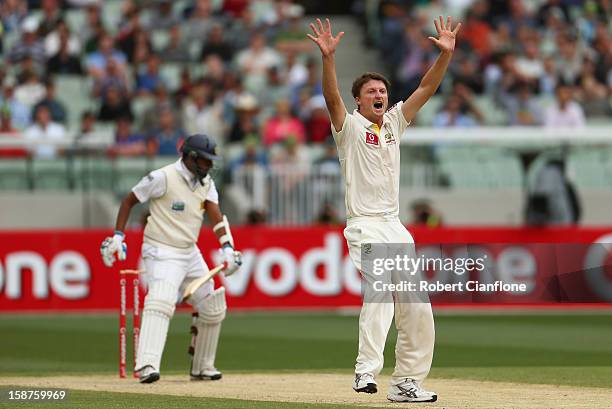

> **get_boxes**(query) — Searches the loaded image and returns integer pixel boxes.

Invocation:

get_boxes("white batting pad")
[135,280,178,372]
[192,287,226,374]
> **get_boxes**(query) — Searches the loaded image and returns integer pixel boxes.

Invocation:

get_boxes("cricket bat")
[181,263,226,303]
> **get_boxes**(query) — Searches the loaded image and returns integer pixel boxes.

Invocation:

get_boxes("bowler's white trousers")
[343,216,435,384]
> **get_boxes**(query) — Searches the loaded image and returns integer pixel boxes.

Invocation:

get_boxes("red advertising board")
[1,227,611,311]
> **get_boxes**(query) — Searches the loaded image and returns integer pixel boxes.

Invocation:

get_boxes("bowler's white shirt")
[331,101,409,219]
[132,159,219,204]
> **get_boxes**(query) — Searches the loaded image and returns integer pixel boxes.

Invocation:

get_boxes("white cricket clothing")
[331,102,409,219]
[344,217,435,383]
[334,103,434,384]
[134,160,218,249]
[130,158,222,374]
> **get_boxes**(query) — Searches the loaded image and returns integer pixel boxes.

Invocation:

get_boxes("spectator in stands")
[0,105,19,135]
[33,79,67,124]
[37,0,62,38]
[185,0,218,44]
[85,33,127,80]
[262,98,305,145]
[515,40,544,85]
[232,136,268,171]
[228,93,260,143]
[135,54,165,95]
[285,49,308,90]
[109,115,147,156]
[95,58,130,98]
[258,65,290,118]
[274,4,311,55]
[141,85,175,133]
[98,85,133,122]
[202,54,226,85]
[15,55,44,84]
[576,57,611,117]
[159,24,190,63]
[24,105,67,159]
[235,30,282,94]
[14,71,45,107]
[460,6,493,58]
[44,19,81,59]
[544,82,585,127]
[148,108,185,156]
[433,84,483,127]
[0,0,28,34]
[200,23,235,63]
[291,56,322,112]
[410,199,443,227]
[227,7,258,50]
[80,4,105,53]
[9,17,46,65]
[0,79,31,129]
[75,110,96,142]
[452,55,484,94]
[46,24,84,75]
[147,0,178,30]
[555,33,585,85]
[526,157,580,226]
[304,95,331,143]
[503,81,543,126]
[181,78,224,140]
[539,56,557,96]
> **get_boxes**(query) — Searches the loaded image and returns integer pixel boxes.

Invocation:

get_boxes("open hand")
[307,18,345,57]
[429,16,461,53]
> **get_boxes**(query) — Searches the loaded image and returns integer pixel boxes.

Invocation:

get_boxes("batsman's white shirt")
[332,102,435,384]
[131,159,218,297]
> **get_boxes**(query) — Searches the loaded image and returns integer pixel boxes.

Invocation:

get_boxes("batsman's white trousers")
[344,216,435,384]
[141,241,214,301]
[136,241,214,371]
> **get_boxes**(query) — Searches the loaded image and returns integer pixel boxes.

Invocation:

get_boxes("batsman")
[100,134,242,384]
[308,16,460,402]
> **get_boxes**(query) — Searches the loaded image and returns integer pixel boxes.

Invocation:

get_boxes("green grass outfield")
[1,311,611,408]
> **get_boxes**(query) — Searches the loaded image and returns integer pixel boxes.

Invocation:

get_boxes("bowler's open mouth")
[374,102,383,109]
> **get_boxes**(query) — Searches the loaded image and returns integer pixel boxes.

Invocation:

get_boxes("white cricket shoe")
[191,367,222,381]
[353,373,377,394]
[138,365,160,384]
[387,378,437,402]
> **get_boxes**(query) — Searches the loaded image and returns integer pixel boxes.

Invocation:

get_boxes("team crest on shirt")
[384,133,396,145]
[365,132,379,146]
[171,201,185,212]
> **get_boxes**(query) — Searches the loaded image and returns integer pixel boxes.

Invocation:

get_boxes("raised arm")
[307,18,346,132]
[402,16,461,124]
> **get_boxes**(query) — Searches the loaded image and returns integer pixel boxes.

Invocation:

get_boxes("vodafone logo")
[213,233,361,297]
[365,132,379,146]
[0,251,90,299]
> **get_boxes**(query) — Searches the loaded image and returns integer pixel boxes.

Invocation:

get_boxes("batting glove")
[220,244,242,276]
[100,231,127,267]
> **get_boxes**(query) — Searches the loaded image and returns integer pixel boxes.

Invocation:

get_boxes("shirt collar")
[176,159,199,189]
[353,109,390,132]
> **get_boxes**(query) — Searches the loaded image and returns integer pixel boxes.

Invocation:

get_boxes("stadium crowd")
[367,0,611,127]
[0,0,610,157]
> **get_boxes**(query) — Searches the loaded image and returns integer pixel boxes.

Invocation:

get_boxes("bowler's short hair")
[351,72,391,98]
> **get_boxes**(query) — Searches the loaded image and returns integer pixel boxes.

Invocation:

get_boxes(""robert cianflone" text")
[373,280,528,293]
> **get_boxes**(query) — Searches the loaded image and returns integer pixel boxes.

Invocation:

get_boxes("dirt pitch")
[1,373,611,408]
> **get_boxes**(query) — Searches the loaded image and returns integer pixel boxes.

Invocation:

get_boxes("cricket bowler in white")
[100,134,242,384]
[308,17,461,402]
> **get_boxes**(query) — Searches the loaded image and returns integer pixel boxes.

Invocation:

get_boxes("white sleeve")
[131,170,166,203]
[205,179,219,204]
[386,101,410,142]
